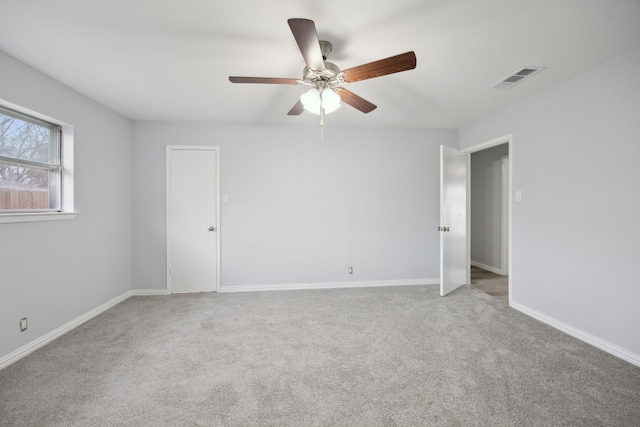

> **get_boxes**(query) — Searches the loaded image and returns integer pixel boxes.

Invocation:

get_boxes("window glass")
[0,107,61,211]
[0,115,53,163]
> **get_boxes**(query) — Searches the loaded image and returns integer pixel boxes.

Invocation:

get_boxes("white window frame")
[0,99,78,224]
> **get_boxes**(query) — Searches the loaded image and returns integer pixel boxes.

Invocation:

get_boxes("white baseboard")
[470,260,506,276]
[0,291,133,371]
[131,289,170,296]
[220,278,439,293]
[510,301,640,368]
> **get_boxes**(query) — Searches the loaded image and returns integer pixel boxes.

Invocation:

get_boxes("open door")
[440,145,468,296]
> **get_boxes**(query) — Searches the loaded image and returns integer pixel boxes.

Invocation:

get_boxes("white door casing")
[440,145,468,296]
[166,146,220,293]
[501,154,509,275]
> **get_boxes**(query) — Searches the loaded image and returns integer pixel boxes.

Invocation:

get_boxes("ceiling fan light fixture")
[300,88,341,115]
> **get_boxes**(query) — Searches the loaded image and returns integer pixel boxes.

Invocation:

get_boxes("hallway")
[470,266,508,302]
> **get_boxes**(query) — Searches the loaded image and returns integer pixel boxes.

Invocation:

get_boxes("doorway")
[465,136,512,304]
[166,146,220,293]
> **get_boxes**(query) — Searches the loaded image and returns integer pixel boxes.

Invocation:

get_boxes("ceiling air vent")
[491,66,545,89]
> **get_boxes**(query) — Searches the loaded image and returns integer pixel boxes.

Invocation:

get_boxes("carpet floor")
[1,285,639,426]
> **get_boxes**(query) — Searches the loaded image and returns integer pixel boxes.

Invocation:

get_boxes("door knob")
[208,226,216,232]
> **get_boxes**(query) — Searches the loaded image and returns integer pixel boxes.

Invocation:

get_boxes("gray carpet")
[1,285,639,426]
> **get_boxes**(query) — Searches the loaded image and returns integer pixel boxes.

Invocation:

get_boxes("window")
[0,101,75,223]
[0,106,62,212]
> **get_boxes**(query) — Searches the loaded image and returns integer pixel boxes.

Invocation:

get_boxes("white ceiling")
[1,0,640,128]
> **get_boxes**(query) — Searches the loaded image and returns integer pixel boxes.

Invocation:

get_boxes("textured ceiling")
[1,0,640,128]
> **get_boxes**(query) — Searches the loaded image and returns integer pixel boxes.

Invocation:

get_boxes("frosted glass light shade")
[300,88,341,115]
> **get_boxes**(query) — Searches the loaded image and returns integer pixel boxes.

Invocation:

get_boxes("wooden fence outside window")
[0,190,49,210]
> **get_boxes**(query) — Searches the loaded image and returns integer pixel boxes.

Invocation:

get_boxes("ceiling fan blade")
[341,51,417,83]
[335,88,377,114]
[287,99,305,116]
[229,76,299,85]
[287,18,325,72]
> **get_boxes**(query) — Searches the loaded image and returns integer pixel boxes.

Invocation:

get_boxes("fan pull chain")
[320,90,325,142]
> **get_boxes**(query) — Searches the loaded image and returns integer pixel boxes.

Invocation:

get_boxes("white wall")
[460,47,640,360]
[133,123,457,290]
[470,143,508,271]
[0,51,133,360]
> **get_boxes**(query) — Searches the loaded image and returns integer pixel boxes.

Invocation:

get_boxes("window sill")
[0,212,80,224]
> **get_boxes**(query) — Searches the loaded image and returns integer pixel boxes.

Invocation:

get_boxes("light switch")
[223,195,230,205]
[515,190,522,202]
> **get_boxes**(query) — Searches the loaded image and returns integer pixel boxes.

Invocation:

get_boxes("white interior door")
[167,147,219,293]
[440,145,468,296]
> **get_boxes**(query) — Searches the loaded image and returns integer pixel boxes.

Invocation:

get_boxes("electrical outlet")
[348,267,353,274]
[20,317,28,332]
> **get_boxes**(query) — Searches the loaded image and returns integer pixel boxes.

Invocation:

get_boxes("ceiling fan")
[229,18,417,119]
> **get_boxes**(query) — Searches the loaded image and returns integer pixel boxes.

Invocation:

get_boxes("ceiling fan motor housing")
[303,61,341,86]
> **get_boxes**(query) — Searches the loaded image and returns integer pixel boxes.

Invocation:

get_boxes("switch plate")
[515,190,522,202]
[223,195,230,205]
[20,318,27,332]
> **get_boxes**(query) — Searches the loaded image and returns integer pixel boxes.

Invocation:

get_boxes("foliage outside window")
[0,106,62,212]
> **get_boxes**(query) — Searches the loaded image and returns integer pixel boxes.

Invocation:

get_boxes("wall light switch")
[515,190,522,202]
[223,195,230,205]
